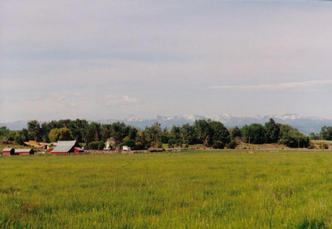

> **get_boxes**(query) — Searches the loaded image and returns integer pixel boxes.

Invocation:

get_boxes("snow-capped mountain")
[98,114,332,134]
[2,114,332,134]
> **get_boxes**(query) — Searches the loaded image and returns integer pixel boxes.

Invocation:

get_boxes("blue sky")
[1,0,332,122]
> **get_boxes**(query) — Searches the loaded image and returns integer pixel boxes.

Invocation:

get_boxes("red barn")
[2,148,15,156]
[15,149,34,156]
[51,140,80,155]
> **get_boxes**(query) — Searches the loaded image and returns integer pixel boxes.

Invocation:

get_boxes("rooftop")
[52,140,76,153]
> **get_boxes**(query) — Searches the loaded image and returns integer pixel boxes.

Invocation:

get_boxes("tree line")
[310,126,332,141]
[0,118,311,150]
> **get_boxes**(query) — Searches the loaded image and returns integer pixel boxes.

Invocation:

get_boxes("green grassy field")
[1,150,332,228]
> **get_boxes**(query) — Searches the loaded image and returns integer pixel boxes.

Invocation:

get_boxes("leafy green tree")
[0,126,9,140]
[127,126,138,141]
[48,128,73,142]
[241,124,266,144]
[84,122,101,143]
[58,128,74,141]
[193,120,229,148]
[109,122,129,149]
[101,125,112,142]
[14,131,28,145]
[135,130,149,150]
[181,124,196,145]
[6,131,17,142]
[209,121,230,148]
[49,129,59,142]
[27,120,42,141]
[66,119,89,143]
[101,123,142,149]
[168,126,182,146]
[120,136,135,148]
[0,126,28,145]
[160,128,170,144]
[193,120,212,146]
[320,126,332,140]
[265,118,280,143]
[168,139,176,148]
[279,124,310,148]
[21,129,29,142]
[309,132,320,140]
[145,122,163,148]
[230,127,242,140]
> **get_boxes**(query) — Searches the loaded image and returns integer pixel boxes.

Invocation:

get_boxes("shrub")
[320,143,329,150]
[88,141,105,150]
[226,140,238,149]
[230,127,242,140]
[279,135,310,148]
[176,139,183,147]
[157,142,163,148]
[168,139,176,148]
[212,141,225,149]
[120,139,135,148]
[307,144,315,149]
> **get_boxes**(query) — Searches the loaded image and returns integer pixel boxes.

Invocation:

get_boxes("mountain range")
[2,114,332,135]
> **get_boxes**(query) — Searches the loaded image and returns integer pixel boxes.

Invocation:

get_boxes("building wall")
[51,152,68,155]
[17,152,30,156]
[2,151,11,156]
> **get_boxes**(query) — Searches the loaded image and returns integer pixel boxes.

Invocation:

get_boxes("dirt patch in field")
[235,142,290,150]
[311,140,332,149]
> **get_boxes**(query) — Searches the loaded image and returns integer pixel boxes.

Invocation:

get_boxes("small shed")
[122,146,131,151]
[15,149,34,156]
[51,140,78,155]
[74,147,84,154]
[2,148,15,156]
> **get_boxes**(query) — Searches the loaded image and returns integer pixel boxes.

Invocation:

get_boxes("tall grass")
[0,150,332,228]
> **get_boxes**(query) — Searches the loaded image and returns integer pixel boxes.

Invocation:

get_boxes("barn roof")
[52,140,76,153]
[2,148,13,151]
[15,149,33,153]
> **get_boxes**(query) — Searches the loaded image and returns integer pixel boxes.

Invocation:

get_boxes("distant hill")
[2,114,332,134]
[0,120,28,130]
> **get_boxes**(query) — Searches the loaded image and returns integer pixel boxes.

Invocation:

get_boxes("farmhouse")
[104,137,116,150]
[15,149,34,155]
[51,140,82,155]
[2,148,15,156]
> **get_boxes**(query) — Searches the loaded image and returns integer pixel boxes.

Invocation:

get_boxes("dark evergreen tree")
[265,118,280,143]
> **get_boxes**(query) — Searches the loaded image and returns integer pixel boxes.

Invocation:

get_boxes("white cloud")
[210,80,332,91]
[104,95,140,107]
[2,0,332,121]
[0,91,142,122]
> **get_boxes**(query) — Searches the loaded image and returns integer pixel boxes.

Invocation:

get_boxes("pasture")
[1,150,332,228]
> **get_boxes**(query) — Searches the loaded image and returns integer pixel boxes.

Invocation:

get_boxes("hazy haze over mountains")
[2,114,332,134]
